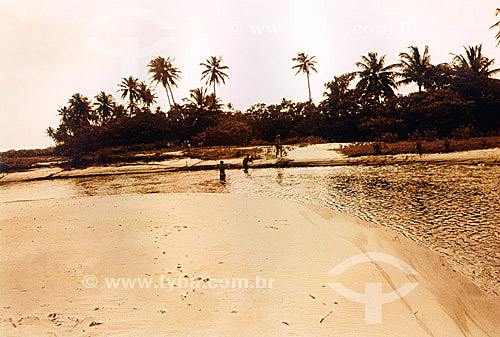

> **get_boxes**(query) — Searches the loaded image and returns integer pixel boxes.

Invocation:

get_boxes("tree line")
[46,43,500,157]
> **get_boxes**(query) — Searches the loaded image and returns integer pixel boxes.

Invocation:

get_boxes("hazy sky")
[1,0,499,150]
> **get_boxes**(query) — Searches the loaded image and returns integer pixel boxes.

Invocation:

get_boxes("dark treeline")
[47,44,500,157]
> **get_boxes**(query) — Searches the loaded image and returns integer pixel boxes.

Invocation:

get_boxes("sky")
[1,0,499,151]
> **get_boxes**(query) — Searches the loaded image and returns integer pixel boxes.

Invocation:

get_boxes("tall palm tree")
[397,46,431,92]
[355,52,398,102]
[200,56,229,97]
[292,52,318,101]
[118,76,140,114]
[452,44,500,77]
[148,56,181,107]
[94,91,115,124]
[491,9,500,46]
[148,57,170,107]
[164,58,181,105]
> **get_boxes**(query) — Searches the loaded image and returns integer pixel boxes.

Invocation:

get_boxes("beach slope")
[0,193,498,336]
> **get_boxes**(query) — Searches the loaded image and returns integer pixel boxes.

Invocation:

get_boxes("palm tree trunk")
[213,82,216,98]
[129,95,134,115]
[307,72,312,101]
[167,84,176,106]
[164,86,172,108]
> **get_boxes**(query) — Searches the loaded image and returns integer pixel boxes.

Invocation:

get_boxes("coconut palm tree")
[137,81,157,107]
[206,93,222,111]
[45,127,55,139]
[200,56,229,97]
[94,91,115,124]
[57,106,71,124]
[164,58,181,105]
[491,9,500,46]
[148,56,181,107]
[68,93,93,126]
[113,104,127,118]
[118,76,140,114]
[184,87,209,109]
[397,46,431,92]
[452,45,500,77]
[354,52,398,102]
[292,52,318,101]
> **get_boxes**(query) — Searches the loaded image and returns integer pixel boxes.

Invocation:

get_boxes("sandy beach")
[1,193,499,336]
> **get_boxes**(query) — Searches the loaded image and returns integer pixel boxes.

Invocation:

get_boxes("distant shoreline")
[1,143,499,184]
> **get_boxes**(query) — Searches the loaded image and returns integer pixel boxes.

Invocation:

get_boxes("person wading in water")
[242,154,252,173]
[275,134,283,158]
[218,160,226,182]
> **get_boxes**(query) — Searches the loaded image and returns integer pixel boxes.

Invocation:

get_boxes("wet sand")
[0,193,499,336]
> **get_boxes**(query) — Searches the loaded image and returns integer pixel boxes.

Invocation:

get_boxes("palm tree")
[491,9,500,46]
[354,52,398,102]
[206,93,222,111]
[94,91,115,124]
[113,104,127,117]
[452,45,500,77]
[137,81,157,107]
[118,76,140,114]
[148,56,181,107]
[68,93,93,126]
[184,87,209,109]
[292,52,318,101]
[57,106,71,124]
[45,127,55,139]
[397,46,431,92]
[200,56,229,97]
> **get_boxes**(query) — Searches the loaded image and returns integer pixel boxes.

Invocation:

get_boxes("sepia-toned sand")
[1,193,499,336]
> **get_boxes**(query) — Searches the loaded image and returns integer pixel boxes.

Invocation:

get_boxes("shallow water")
[1,164,499,295]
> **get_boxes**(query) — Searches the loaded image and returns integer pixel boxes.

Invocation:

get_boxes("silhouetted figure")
[275,134,283,157]
[242,154,252,173]
[218,160,226,181]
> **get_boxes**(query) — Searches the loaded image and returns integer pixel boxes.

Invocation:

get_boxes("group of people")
[218,134,284,182]
[218,154,252,182]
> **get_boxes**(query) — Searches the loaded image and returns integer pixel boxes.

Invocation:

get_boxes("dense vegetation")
[45,44,500,159]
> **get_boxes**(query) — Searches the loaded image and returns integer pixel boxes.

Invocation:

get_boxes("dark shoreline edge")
[2,154,499,185]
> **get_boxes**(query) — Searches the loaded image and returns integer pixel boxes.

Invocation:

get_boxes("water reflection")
[276,169,284,185]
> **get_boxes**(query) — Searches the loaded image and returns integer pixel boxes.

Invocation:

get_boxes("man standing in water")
[242,154,252,173]
[218,160,226,181]
[275,134,283,158]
